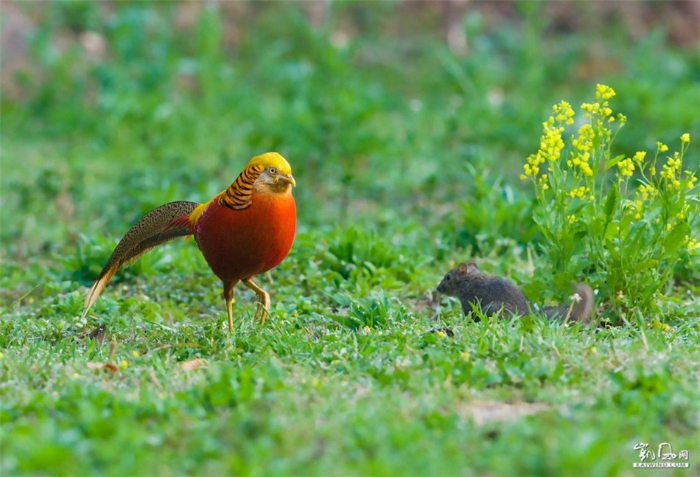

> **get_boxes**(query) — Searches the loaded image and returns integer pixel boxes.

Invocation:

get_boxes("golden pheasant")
[82,152,296,333]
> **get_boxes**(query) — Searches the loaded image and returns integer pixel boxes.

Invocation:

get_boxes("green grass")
[1,3,699,476]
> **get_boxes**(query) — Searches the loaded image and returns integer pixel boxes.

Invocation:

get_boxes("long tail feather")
[82,201,200,318]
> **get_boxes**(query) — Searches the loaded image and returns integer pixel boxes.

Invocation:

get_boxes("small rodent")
[437,262,594,323]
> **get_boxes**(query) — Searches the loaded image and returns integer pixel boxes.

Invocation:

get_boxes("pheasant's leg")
[223,281,236,334]
[242,277,270,323]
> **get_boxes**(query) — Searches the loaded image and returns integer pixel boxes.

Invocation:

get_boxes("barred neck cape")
[219,163,266,210]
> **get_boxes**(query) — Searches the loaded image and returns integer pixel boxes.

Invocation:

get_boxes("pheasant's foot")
[223,281,236,334]
[242,278,271,323]
[253,302,270,323]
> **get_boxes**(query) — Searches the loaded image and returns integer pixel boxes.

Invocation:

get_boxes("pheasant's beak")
[281,174,296,187]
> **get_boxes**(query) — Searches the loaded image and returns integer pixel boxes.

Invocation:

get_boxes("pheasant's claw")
[243,278,271,324]
[253,302,270,323]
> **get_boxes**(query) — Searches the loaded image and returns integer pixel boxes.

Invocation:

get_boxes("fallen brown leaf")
[86,362,118,373]
[180,358,208,371]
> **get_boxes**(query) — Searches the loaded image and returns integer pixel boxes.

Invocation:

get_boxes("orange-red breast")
[82,152,296,333]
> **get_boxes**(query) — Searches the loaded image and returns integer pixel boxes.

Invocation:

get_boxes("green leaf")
[591,216,606,238]
[604,154,626,173]
[663,222,691,256]
[603,185,619,224]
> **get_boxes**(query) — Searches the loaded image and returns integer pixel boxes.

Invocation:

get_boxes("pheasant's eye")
[269,167,276,174]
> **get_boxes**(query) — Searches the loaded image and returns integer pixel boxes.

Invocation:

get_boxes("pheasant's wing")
[82,201,200,317]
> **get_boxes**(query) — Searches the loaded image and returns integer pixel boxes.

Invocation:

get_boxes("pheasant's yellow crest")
[247,152,293,176]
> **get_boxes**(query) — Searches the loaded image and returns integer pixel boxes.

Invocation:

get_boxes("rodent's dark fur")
[437,262,593,323]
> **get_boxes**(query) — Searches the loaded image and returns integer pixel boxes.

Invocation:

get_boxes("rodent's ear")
[466,262,479,274]
[457,263,468,274]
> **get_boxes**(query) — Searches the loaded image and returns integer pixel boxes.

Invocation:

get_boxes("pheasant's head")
[249,152,296,193]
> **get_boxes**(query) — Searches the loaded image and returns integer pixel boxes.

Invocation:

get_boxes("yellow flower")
[688,175,697,190]
[566,124,596,177]
[120,360,129,370]
[581,102,598,116]
[617,158,635,178]
[524,111,567,178]
[596,84,616,100]
[681,133,690,143]
[568,214,576,224]
[541,124,565,162]
[633,151,646,164]
[656,141,669,152]
[580,85,616,120]
[676,204,689,220]
[553,100,575,124]
[632,199,643,219]
[688,238,700,252]
[523,162,539,178]
[660,155,681,182]
[637,183,656,200]
[132,351,139,358]
[568,186,589,199]
[617,113,627,124]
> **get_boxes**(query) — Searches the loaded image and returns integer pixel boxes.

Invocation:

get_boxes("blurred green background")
[2,0,698,269]
[2,3,700,476]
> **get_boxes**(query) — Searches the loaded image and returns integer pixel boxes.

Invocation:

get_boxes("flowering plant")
[522,84,699,322]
